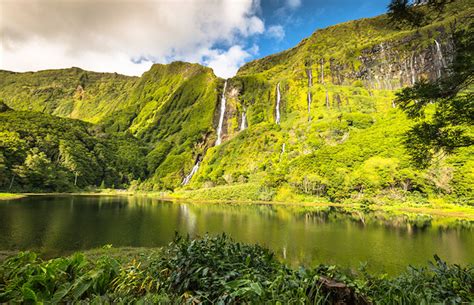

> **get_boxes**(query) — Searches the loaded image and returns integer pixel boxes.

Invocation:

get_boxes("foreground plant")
[0,235,472,304]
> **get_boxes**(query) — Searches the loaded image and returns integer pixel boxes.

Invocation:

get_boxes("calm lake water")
[0,195,472,274]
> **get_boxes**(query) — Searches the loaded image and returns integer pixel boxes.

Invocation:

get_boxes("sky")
[0,0,390,78]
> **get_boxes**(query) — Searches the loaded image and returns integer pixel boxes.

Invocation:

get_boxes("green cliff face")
[0,68,136,123]
[0,0,472,202]
[189,0,473,203]
[0,62,221,191]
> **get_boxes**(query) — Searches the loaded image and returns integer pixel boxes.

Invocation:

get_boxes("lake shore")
[3,190,473,223]
[0,193,27,200]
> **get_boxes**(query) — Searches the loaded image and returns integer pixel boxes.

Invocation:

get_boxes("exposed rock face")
[74,85,85,100]
[326,34,455,90]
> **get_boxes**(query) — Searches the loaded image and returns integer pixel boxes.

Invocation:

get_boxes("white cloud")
[203,45,257,79]
[266,25,285,41]
[0,0,264,78]
[286,0,302,9]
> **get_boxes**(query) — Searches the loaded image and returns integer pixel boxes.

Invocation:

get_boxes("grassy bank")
[0,235,472,304]
[135,186,474,225]
[4,189,474,225]
[0,193,26,201]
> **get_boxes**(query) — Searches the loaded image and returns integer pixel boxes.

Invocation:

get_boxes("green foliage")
[395,22,474,167]
[387,0,454,28]
[0,1,472,200]
[0,68,136,123]
[0,111,146,192]
[363,254,474,304]
[1,235,472,304]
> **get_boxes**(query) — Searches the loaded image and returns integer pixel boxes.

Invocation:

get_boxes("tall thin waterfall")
[307,68,313,87]
[410,52,416,85]
[280,143,286,160]
[434,40,446,78]
[320,58,324,84]
[240,109,247,131]
[275,83,281,125]
[307,69,313,114]
[325,90,330,109]
[215,81,227,145]
[182,160,200,185]
[307,91,312,113]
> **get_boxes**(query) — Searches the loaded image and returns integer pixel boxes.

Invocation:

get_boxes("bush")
[1,235,472,304]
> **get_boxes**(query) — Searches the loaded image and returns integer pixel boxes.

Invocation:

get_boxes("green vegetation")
[389,0,474,166]
[0,193,25,200]
[183,0,473,205]
[0,62,219,192]
[0,109,146,192]
[0,68,136,123]
[0,1,472,207]
[0,235,472,304]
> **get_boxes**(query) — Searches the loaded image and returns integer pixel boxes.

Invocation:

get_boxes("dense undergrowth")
[0,235,472,304]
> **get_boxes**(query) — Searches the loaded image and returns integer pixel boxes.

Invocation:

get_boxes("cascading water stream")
[279,143,286,160]
[434,40,446,78]
[325,90,330,109]
[182,160,200,185]
[275,83,281,125]
[410,52,416,85]
[320,58,324,84]
[215,81,227,145]
[240,109,247,131]
[307,69,313,114]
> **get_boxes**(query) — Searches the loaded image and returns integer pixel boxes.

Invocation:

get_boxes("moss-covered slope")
[0,62,221,191]
[188,0,473,204]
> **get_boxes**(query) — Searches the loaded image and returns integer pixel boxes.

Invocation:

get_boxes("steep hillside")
[0,0,472,202]
[0,68,137,123]
[0,62,221,191]
[185,0,473,204]
[106,62,221,190]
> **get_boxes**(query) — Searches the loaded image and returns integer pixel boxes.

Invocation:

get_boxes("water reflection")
[0,195,472,274]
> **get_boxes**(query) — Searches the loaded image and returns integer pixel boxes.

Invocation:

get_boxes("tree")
[388,0,424,27]
[387,0,454,28]
[13,148,70,191]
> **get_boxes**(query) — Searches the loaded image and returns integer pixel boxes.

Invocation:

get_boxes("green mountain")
[0,0,472,203]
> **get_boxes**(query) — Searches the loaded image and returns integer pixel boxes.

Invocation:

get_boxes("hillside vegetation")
[0,0,472,204]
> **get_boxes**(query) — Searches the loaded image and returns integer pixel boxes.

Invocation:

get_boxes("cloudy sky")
[0,0,388,78]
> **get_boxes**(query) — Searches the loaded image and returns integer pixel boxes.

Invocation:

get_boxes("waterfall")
[215,81,227,146]
[280,143,286,159]
[307,69,312,114]
[182,160,200,185]
[307,91,312,114]
[240,110,247,131]
[307,68,313,87]
[325,90,330,109]
[434,40,446,78]
[320,59,324,84]
[410,52,416,85]
[275,83,281,125]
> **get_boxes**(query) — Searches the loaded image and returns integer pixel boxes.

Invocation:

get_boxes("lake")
[0,195,472,274]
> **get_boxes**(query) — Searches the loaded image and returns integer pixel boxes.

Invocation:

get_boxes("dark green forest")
[0,104,146,191]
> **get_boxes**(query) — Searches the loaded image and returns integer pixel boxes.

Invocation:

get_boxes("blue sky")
[255,0,389,59]
[1,0,391,78]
